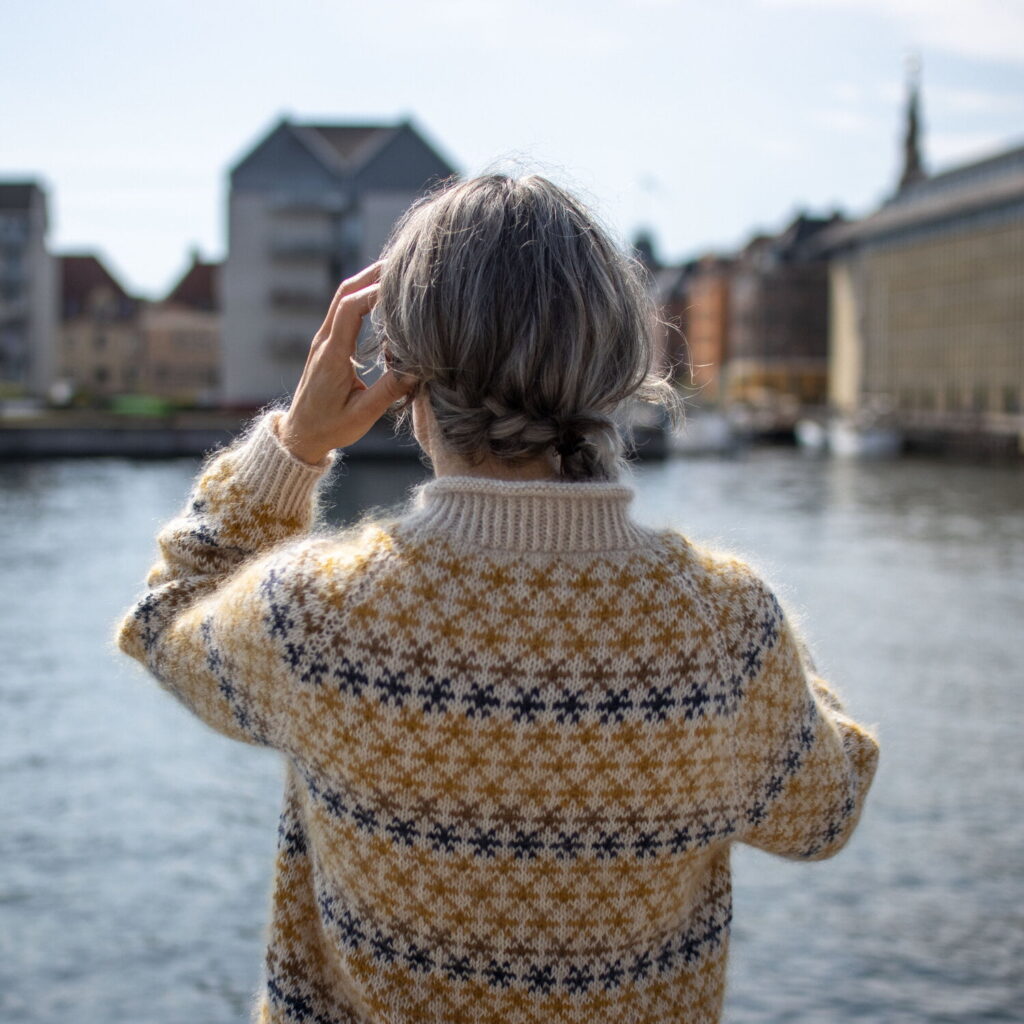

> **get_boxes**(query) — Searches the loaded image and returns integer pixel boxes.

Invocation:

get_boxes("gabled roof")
[59,254,136,317]
[231,116,457,189]
[165,255,219,311]
[293,123,399,172]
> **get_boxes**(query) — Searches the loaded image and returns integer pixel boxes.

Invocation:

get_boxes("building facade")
[725,215,838,423]
[0,182,56,398]
[58,251,222,406]
[139,252,221,405]
[650,263,691,386]
[222,119,457,406]
[683,256,733,403]
[827,81,1024,451]
[58,255,142,400]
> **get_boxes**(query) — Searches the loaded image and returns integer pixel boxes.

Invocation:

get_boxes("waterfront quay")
[0,408,669,460]
[0,409,416,459]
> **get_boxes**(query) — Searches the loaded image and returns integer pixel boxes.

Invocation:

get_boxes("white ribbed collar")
[404,475,650,553]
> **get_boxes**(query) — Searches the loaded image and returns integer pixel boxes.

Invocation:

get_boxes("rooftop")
[817,140,1024,252]
[165,253,219,311]
[295,123,398,170]
[59,254,136,317]
[0,182,45,212]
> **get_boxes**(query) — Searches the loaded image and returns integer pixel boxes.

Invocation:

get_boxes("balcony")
[267,333,311,363]
[270,241,334,263]
[268,287,330,312]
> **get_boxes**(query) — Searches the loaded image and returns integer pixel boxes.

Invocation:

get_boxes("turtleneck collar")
[403,475,650,553]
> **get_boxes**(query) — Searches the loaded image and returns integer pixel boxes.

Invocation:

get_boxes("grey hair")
[372,173,681,481]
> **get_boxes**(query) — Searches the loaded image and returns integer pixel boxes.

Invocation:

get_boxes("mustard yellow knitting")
[118,412,879,1024]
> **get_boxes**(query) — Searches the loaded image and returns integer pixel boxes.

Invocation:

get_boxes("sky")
[3,0,1024,298]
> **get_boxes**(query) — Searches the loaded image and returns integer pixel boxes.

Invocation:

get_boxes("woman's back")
[118,172,878,1023]
[122,436,876,1023]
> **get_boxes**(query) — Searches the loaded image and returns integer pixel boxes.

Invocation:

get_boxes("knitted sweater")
[117,413,879,1024]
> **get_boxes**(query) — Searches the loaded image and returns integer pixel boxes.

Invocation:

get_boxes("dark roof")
[819,139,1024,252]
[165,255,219,311]
[230,117,457,192]
[893,140,1024,206]
[651,265,690,303]
[738,214,840,266]
[0,182,44,211]
[59,254,135,317]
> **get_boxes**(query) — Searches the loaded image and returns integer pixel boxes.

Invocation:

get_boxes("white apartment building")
[0,182,57,399]
[222,119,457,406]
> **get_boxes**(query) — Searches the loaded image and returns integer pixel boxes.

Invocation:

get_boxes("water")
[1,448,1022,1023]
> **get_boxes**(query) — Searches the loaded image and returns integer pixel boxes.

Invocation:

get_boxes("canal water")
[1,444,1021,1023]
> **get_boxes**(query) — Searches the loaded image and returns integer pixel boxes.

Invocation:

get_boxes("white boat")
[668,411,736,455]
[828,418,902,457]
[795,419,828,452]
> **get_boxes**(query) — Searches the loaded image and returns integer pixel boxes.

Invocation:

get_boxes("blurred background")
[1,1,1022,1021]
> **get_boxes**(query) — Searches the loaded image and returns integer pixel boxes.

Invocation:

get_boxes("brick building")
[726,214,839,420]
[683,256,733,403]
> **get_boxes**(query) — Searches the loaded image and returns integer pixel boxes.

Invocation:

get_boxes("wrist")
[273,413,331,466]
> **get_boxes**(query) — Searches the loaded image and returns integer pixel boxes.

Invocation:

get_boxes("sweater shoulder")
[256,518,404,605]
[652,530,779,608]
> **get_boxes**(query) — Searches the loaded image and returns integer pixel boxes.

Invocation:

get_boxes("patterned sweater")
[117,412,879,1024]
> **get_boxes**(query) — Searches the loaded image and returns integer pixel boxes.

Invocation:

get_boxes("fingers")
[337,261,383,303]
[348,370,416,428]
[316,262,383,336]
[325,281,380,359]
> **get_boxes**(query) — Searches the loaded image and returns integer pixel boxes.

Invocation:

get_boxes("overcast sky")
[3,0,1023,297]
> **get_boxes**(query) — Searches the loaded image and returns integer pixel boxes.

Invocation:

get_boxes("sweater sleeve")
[729,569,879,861]
[115,412,332,749]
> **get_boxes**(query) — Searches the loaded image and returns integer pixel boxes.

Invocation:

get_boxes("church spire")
[898,54,926,192]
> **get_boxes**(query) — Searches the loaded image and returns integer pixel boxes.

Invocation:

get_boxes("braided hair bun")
[374,174,681,480]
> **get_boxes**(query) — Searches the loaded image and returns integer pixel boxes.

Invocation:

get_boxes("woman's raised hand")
[276,263,413,465]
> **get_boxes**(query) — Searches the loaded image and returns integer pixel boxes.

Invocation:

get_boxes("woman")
[118,174,878,1024]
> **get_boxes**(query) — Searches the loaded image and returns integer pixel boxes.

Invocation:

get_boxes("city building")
[222,118,457,406]
[632,230,692,385]
[58,251,223,407]
[725,213,839,422]
[650,263,691,385]
[139,251,221,405]
[57,254,141,400]
[826,73,1024,452]
[683,255,733,403]
[0,182,56,399]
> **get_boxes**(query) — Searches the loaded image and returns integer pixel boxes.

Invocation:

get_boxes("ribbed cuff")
[230,412,335,521]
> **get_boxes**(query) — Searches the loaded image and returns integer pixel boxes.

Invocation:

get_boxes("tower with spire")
[898,54,926,193]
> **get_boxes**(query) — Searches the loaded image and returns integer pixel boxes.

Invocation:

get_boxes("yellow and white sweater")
[118,413,879,1024]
